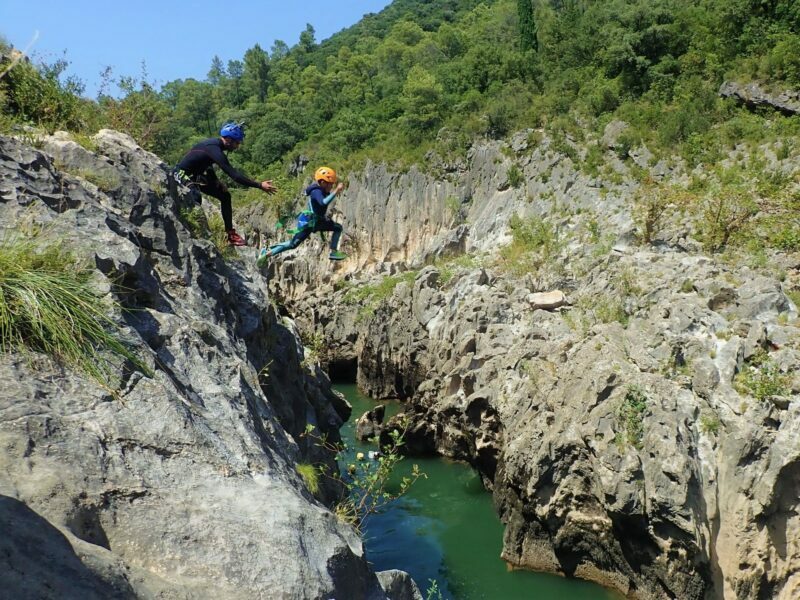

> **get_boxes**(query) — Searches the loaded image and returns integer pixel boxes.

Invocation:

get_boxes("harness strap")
[172,168,192,185]
[287,209,317,234]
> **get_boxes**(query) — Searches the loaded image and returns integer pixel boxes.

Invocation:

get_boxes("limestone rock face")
[356,405,386,442]
[719,81,800,116]
[0,132,414,599]
[265,130,800,599]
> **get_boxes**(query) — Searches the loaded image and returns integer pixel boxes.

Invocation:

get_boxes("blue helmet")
[220,122,245,141]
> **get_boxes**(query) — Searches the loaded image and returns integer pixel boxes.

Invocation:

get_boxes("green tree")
[294,24,317,67]
[99,67,169,151]
[0,53,94,132]
[243,44,270,102]
[400,65,443,138]
[221,59,244,106]
[517,0,538,51]
[207,55,226,86]
[300,24,317,53]
[271,40,290,60]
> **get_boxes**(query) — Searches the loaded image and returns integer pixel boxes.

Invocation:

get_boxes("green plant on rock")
[773,223,800,252]
[0,235,149,386]
[787,289,800,310]
[776,139,793,161]
[615,385,648,450]
[614,267,643,298]
[343,271,418,322]
[179,206,208,238]
[561,306,590,337]
[207,214,239,260]
[570,293,629,331]
[303,419,425,532]
[179,207,236,258]
[435,253,480,284]
[581,144,605,178]
[585,218,602,244]
[445,195,465,225]
[296,463,321,496]
[594,296,629,327]
[614,128,641,161]
[507,163,523,189]
[54,161,121,193]
[733,349,790,401]
[499,214,560,276]
[697,180,758,253]
[69,132,98,153]
[301,330,325,363]
[699,413,720,436]
[633,182,690,244]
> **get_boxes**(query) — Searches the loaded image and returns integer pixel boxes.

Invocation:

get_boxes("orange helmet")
[314,166,337,184]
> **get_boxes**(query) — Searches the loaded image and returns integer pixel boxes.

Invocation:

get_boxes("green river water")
[335,383,620,600]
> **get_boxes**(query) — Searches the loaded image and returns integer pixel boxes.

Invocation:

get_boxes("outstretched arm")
[211,147,261,188]
[213,148,276,193]
[321,182,345,206]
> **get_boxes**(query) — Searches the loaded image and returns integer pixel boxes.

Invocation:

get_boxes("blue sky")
[0,1,393,97]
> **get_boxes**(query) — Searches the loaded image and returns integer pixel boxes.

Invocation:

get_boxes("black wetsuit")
[174,138,259,230]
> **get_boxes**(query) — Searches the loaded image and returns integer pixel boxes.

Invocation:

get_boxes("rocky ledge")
[719,81,800,117]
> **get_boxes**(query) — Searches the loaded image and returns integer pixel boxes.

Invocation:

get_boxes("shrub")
[733,350,790,400]
[302,420,424,531]
[499,214,560,275]
[179,206,208,238]
[445,195,465,225]
[760,34,800,86]
[614,128,641,160]
[507,163,523,189]
[773,224,800,251]
[0,236,147,385]
[699,413,720,436]
[697,181,758,252]
[616,385,648,450]
[0,54,93,132]
[633,183,691,244]
[342,271,418,322]
[581,144,605,178]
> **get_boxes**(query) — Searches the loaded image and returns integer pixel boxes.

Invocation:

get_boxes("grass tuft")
[296,463,321,495]
[0,235,147,385]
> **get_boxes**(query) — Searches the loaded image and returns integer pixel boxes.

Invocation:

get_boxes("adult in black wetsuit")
[173,122,276,246]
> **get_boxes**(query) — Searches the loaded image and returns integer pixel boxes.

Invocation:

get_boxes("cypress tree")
[518,0,538,51]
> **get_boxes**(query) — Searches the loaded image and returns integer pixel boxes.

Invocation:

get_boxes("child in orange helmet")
[257,166,346,265]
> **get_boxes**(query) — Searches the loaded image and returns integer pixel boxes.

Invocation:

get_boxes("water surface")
[335,383,619,600]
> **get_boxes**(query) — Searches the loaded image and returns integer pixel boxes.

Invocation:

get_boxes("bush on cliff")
[0,39,101,135]
[0,235,147,385]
